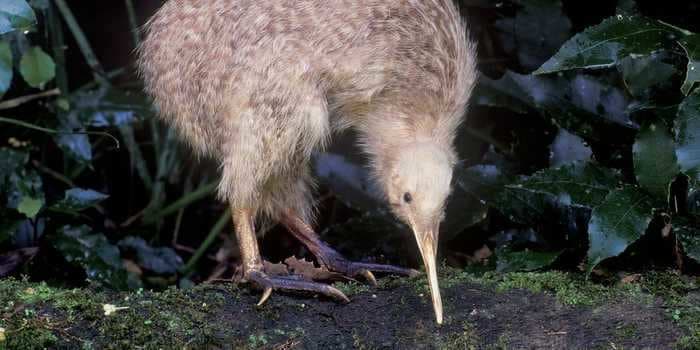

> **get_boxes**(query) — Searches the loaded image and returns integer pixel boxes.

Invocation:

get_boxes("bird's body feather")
[138,0,476,223]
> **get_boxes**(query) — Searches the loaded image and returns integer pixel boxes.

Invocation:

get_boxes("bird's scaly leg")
[232,207,349,305]
[281,210,419,285]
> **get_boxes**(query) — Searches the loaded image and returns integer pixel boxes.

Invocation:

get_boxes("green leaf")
[633,123,680,200]
[19,46,55,88]
[494,162,619,225]
[0,40,12,97]
[50,188,108,212]
[6,169,44,216]
[495,246,562,272]
[534,16,682,75]
[503,162,618,207]
[674,90,700,185]
[17,196,42,218]
[618,53,677,100]
[679,34,700,95]
[586,186,654,272]
[0,0,36,35]
[54,225,141,290]
[674,219,700,263]
[118,236,183,275]
[476,71,636,143]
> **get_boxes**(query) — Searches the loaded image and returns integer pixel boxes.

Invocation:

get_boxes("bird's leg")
[232,207,349,305]
[281,210,419,285]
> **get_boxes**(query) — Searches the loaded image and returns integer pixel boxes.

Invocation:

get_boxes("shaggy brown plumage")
[138,0,476,324]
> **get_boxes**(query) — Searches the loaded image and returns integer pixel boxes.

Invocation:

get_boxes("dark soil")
[1,272,690,349]
[212,280,681,349]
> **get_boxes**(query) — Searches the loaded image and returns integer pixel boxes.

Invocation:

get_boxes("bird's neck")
[358,112,457,183]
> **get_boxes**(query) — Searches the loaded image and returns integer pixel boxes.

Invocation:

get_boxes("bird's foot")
[314,247,420,286]
[242,268,350,306]
[280,211,419,285]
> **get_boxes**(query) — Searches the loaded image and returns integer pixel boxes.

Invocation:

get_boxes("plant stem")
[124,0,141,48]
[144,181,218,224]
[48,3,68,93]
[181,209,230,276]
[53,0,106,81]
[0,89,60,110]
[0,116,120,149]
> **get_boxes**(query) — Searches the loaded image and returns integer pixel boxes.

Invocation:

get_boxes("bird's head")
[384,141,454,324]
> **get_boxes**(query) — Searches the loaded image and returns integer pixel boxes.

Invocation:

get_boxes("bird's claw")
[257,286,273,306]
[246,269,350,305]
[358,269,377,286]
[334,260,420,284]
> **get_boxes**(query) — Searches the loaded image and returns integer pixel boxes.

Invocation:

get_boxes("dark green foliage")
[0,0,699,293]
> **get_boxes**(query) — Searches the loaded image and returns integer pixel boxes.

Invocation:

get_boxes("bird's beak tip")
[413,228,443,325]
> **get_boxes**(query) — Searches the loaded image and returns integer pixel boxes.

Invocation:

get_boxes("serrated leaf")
[50,188,108,212]
[633,123,679,200]
[618,53,677,100]
[679,34,700,95]
[54,225,141,290]
[477,71,636,142]
[535,16,682,75]
[495,246,562,272]
[19,46,55,88]
[0,40,12,97]
[494,162,619,226]
[0,0,36,35]
[503,162,618,207]
[586,186,654,272]
[118,236,183,275]
[674,90,700,185]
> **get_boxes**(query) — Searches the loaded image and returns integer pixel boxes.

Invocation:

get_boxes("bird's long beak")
[412,223,442,325]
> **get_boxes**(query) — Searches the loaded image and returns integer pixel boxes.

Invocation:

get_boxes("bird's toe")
[244,269,350,305]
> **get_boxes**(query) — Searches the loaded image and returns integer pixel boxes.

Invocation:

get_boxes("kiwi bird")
[138,0,476,324]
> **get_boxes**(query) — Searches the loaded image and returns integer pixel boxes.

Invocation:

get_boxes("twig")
[180,209,231,276]
[0,116,120,149]
[31,160,108,216]
[144,181,218,224]
[53,0,106,81]
[0,89,60,110]
[124,0,141,48]
[32,160,74,188]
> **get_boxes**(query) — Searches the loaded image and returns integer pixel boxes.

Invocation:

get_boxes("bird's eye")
[403,192,413,203]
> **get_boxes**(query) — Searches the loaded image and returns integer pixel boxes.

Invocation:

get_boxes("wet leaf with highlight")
[0,0,36,35]
[586,186,654,272]
[679,34,700,95]
[633,123,679,200]
[535,16,681,75]
[674,90,700,184]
